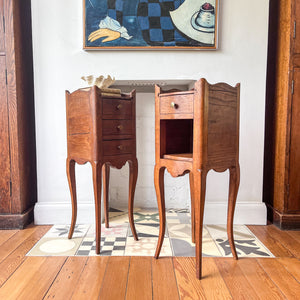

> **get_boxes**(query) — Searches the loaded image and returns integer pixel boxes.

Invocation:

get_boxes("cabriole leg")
[189,171,195,244]
[227,164,240,260]
[128,158,138,240]
[67,158,77,239]
[92,161,102,254]
[102,163,110,228]
[154,165,166,258]
[194,169,207,279]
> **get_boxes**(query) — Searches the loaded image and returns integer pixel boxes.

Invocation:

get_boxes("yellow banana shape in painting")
[88,28,121,43]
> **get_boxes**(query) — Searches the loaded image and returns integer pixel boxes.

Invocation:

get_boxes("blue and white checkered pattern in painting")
[107,0,195,46]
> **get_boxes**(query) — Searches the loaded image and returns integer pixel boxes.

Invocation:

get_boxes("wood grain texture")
[276,257,300,282]
[67,159,77,240]
[5,0,36,215]
[268,207,300,230]
[102,139,134,156]
[194,169,207,279]
[102,163,110,228]
[102,97,132,119]
[126,257,152,300]
[189,173,195,243]
[163,153,193,161]
[173,257,206,299]
[264,0,300,228]
[154,79,240,279]
[0,257,66,300]
[128,158,138,240]
[285,229,300,240]
[102,119,132,136]
[0,225,39,263]
[227,166,240,260]
[288,68,300,211]
[273,0,292,212]
[0,230,17,246]
[154,166,166,259]
[160,93,194,115]
[258,258,300,299]
[44,257,88,300]
[262,224,300,258]
[0,209,34,229]
[247,225,294,257]
[0,55,11,213]
[0,0,36,226]
[152,257,180,300]
[0,225,50,287]
[295,0,300,53]
[66,87,138,253]
[0,0,4,53]
[214,258,259,300]
[199,258,232,299]
[0,225,299,299]
[207,83,239,166]
[237,259,284,300]
[91,161,102,254]
[71,256,109,299]
[99,257,130,300]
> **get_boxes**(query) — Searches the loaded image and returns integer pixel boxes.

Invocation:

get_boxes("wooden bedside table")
[65,86,138,254]
[154,79,240,279]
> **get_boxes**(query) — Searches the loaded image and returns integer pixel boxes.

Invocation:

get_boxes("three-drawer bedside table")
[154,79,240,279]
[65,86,138,254]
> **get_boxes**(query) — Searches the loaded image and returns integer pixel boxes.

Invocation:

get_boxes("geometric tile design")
[124,237,172,256]
[44,224,90,238]
[133,211,160,223]
[27,237,83,256]
[27,209,274,258]
[128,223,168,238]
[76,236,127,256]
[168,223,192,239]
[86,223,128,238]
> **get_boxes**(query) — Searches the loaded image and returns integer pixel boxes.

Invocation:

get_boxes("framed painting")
[83,0,219,50]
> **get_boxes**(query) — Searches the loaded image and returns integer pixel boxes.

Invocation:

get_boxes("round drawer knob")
[116,125,123,131]
[116,104,122,110]
[117,145,123,150]
[170,102,178,109]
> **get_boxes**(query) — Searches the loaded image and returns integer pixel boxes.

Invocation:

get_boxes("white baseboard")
[203,202,267,225]
[34,202,101,225]
[34,201,266,225]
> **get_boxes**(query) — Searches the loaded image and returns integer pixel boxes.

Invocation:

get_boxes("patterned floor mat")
[27,209,274,258]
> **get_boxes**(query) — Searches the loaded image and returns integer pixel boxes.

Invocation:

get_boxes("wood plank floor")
[0,224,299,299]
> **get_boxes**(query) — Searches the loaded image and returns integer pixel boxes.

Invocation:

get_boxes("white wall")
[32,0,269,225]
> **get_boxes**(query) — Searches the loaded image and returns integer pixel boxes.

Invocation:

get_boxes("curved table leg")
[67,158,77,239]
[102,163,110,228]
[92,161,102,255]
[189,172,195,244]
[227,164,240,260]
[194,169,207,279]
[128,158,138,241]
[154,165,166,258]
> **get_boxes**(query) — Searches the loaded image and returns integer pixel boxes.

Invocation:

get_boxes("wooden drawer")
[160,93,193,115]
[103,139,134,156]
[102,120,132,136]
[102,98,132,119]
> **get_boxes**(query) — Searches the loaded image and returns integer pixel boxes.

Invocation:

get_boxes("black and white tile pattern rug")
[27,209,274,258]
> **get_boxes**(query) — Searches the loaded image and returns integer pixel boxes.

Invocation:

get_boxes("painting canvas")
[84,0,219,49]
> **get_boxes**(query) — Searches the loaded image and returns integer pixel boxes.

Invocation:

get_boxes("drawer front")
[160,94,193,115]
[102,98,132,119]
[102,120,133,136]
[103,139,134,156]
